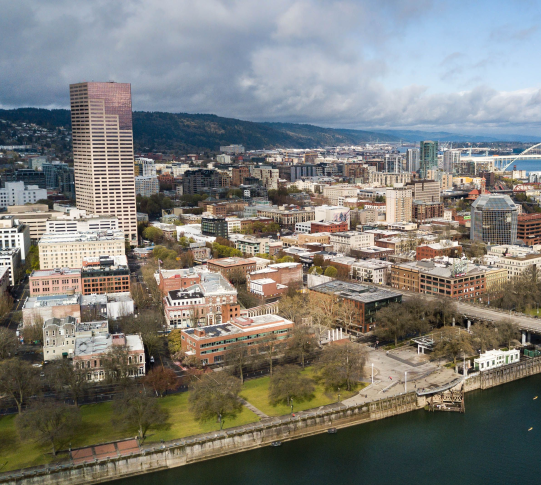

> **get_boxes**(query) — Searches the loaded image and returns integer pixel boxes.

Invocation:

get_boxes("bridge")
[459,142,541,171]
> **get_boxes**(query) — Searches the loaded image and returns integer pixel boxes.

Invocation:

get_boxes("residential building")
[252,167,279,190]
[471,194,518,245]
[281,233,331,248]
[474,349,520,371]
[517,213,541,246]
[350,259,392,285]
[207,257,257,279]
[134,157,157,177]
[416,241,463,260]
[231,166,250,186]
[406,180,441,204]
[181,314,293,365]
[391,260,486,300]
[135,176,159,197]
[70,82,137,243]
[43,162,75,198]
[314,205,351,228]
[310,280,402,333]
[0,182,47,209]
[494,254,541,280]
[38,230,125,270]
[73,333,145,382]
[0,248,21,285]
[22,293,81,326]
[329,231,375,253]
[412,201,444,223]
[30,268,82,296]
[369,172,412,186]
[182,169,225,195]
[419,141,438,179]
[405,148,420,173]
[311,221,349,233]
[353,246,395,260]
[256,207,315,229]
[235,236,271,256]
[443,149,461,173]
[81,256,130,295]
[43,317,108,360]
[201,216,228,238]
[323,185,358,205]
[0,216,31,261]
[386,187,413,224]
[163,271,239,328]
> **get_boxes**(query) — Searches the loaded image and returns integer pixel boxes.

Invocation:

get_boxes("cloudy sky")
[1,0,541,134]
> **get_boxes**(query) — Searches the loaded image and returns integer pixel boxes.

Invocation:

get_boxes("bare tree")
[336,299,361,336]
[0,359,41,414]
[286,325,317,368]
[188,372,243,430]
[100,345,139,387]
[471,323,499,353]
[16,401,81,456]
[112,388,169,442]
[0,328,18,360]
[374,303,409,346]
[258,337,287,376]
[495,319,521,349]
[225,342,255,384]
[46,360,89,407]
[144,367,178,397]
[432,327,474,365]
[317,342,367,391]
[268,365,314,406]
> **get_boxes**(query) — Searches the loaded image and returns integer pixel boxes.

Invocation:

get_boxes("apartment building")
[38,231,125,270]
[386,187,413,224]
[70,82,137,242]
[181,314,293,365]
[207,257,257,279]
[406,180,441,203]
[235,236,272,256]
[322,185,359,205]
[256,207,315,229]
[135,176,159,197]
[252,167,279,190]
[495,254,541,280]
[351,259,392,285]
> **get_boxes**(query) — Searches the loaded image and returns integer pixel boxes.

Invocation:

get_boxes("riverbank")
[2,355,540,485]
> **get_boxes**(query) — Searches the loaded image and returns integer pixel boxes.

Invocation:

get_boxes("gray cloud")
[0,0,540,134]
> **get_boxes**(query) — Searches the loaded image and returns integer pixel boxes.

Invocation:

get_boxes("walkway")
[239,398,269,419]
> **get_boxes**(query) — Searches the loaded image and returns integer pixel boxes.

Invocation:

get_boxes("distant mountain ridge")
[0,108,398,152]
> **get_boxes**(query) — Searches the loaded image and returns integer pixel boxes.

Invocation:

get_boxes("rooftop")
[311,280,402,304]
[207,257,256,267]
[31,268,81,278]
[39,231,125,244]
[24,294,80,309]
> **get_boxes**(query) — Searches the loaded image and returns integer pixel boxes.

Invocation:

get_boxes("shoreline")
[1,355,540,485]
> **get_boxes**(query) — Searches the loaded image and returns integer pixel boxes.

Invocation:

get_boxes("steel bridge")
[460,142,541,171]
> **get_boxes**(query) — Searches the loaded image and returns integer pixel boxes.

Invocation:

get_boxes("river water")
[114,374,541,485]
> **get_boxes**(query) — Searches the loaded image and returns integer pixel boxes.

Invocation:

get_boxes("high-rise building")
[385,187,413,224]
[43,162,75,199]
[405,148,420,173]
[470,194,518,245]
[443,149,461,173]
[406,180,441,204]
[70,82,137,243]
[419,141,438,179]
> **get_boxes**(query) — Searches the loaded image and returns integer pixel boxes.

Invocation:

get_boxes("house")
[474,349,520,371]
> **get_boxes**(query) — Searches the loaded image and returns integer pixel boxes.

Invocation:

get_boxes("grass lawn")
[240,367,365,417]
[0,393,259,473]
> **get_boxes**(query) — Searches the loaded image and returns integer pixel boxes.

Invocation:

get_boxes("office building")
[70,82,137,243]
[134,157,157,177]
[0,182,47,209]
[471,194,518,245]
[220,144,245,154]
[201,216,228,238]
[443,149,461,173]
[0,248,21,285]
[517,213,541,246]
[11,169,46,188]
[30,268,82,296]
[38,230,125,270]
[182,169,223,195]
[419,141,438,179]
[46,210,119,233]
[386,187,413,224]
[43,162,75,198]
[407,180,441,204]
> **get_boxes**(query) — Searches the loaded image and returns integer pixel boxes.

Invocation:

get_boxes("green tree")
[143,226,164,244]
[16,401,81,456]
[189,372,243,429]
[324,266,338,277]
[168,329,183,356]
[268,365,314,406]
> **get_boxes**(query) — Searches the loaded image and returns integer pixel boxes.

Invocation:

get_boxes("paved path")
[239,398,269,419]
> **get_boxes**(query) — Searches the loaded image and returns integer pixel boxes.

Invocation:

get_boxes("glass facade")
[470,194,518,244]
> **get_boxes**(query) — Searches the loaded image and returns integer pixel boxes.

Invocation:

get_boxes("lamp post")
[338,387,341,403]
[371,363,374,384]
[290,398,294,415]
[405,371,407,393]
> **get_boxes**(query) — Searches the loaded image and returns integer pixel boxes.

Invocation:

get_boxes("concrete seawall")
[3,355,541,485]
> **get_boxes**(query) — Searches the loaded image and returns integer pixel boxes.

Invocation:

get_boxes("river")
[113,373,541,485]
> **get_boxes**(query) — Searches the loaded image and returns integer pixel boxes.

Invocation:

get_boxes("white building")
[494,254,541,280]
[46,211,119,234]
[351,259,393,284]
[323,185,359,205]
[252,167,279,190]
[106,293,135,319]
[329,231,375,254]
[135,157,157,177]
[0,216,31,261]
[135,176,160,197]
[216,154,232,164]
[314,205,350,228]
[0,182,48,209]
[474,349,520,371]
[443,149,461,173]
[295,221,313,234]
[386,186,413,224]
[226,217,242,234]
[0,248,21,285]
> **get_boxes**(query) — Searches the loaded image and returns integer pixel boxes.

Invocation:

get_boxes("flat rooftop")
[31,268,81,277]
[208,257,256,267]
[311,280,402,304]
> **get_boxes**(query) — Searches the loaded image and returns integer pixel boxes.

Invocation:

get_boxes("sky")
[1,0,541,135]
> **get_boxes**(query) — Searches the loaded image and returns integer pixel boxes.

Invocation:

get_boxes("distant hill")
[0,108,398,152]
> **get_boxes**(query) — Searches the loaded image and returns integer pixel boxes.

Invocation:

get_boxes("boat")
[327,428,337,434]
[529,427,533,431]
[534,396,538,400]
[271,441,282,447]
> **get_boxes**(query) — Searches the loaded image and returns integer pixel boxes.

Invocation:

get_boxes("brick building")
[247,262,303,294]
[30,268,82,296]
[232,166,250,186]
[415,241,463,261]
[181,314,294,365]
[207,257,257,279]
[80,256,130,295]
[412,201,444,223]
[311,221,349,233]
[517,213,541,246]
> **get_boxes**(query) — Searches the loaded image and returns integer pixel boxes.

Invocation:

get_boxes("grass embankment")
[241,367,364,416]
[0,369,366,472]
